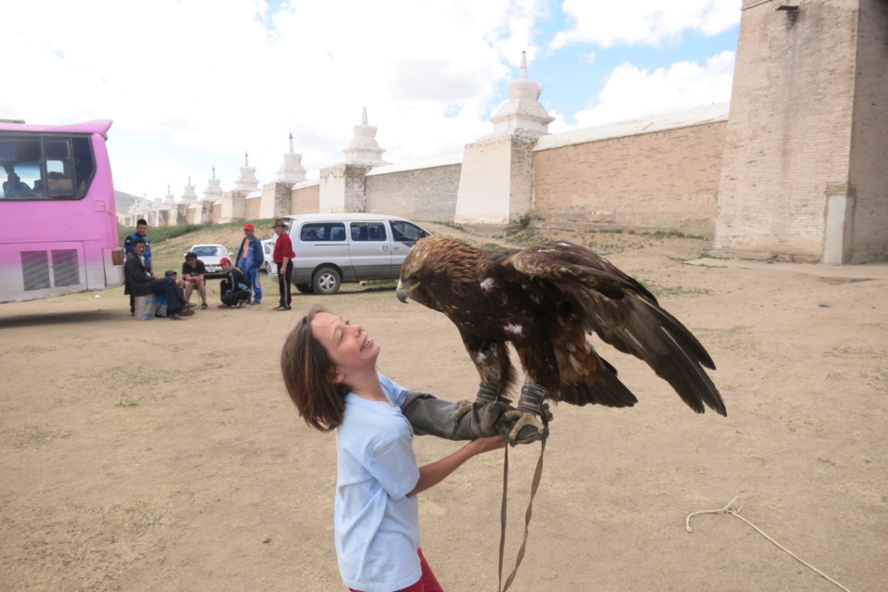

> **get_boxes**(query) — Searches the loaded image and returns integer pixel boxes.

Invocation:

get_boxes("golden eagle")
[396,236,725,439]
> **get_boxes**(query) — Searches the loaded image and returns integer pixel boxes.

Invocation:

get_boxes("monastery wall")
[531,119,727,237]
[244,194,262,220]
[714,0,861,261]
[364,162,461,221]
[847,0,888,261]
[135,0,884,264]
[288,182,320,215]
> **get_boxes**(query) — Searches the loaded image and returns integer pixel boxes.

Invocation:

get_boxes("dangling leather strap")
[498,437,547,591]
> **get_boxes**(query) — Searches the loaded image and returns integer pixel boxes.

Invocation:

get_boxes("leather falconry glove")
[401,391,514,441]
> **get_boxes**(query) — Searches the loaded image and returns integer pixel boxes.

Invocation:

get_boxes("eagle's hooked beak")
[396,279,416,304]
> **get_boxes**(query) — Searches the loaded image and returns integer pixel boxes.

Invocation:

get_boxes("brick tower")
[713,0,887,263]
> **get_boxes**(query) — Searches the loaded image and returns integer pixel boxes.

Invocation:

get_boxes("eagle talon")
[454,399,473,419]
[503,409,547,445]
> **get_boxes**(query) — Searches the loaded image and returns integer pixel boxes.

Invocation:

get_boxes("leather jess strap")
[498,437,547,592]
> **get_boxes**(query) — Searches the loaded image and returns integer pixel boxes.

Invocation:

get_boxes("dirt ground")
[1,225,887,592]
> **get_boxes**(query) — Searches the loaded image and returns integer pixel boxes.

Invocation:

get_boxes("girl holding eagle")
[280,307,524,592]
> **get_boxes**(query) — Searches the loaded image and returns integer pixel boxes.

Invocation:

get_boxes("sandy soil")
[1,225,886,592]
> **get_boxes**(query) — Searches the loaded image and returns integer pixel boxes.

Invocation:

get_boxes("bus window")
[72,136,95,197]
[0,135,94,200]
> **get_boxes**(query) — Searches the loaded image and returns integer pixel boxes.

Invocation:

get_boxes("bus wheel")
[312,267,341,295]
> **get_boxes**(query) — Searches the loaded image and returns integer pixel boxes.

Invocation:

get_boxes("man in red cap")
[236,223,264,305]
[218,257,251,308]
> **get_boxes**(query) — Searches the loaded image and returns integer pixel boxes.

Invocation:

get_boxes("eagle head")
[396,235,482,304]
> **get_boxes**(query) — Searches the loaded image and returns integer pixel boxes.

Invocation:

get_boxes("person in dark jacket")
[123,218,152,315]
[218,257,251,308]
[124,238,192,321]
[236,223,264,304]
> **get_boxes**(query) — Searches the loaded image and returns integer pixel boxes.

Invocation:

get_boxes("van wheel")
[312,267,341,295]
[295,283,313,294]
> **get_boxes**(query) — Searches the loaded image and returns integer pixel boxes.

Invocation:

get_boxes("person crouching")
[218,257,251,308]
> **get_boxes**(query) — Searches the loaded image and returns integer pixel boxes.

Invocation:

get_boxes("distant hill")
[114,190,141,216]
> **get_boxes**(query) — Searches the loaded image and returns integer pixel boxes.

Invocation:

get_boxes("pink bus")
[0,119,125,303]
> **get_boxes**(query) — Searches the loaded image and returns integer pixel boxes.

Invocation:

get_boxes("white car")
[187,244,232,277]
[260,238,277,276]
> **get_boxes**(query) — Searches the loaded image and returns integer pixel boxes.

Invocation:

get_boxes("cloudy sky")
[2,0,739,200]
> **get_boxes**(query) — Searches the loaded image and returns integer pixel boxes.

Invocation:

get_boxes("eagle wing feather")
[510,241,726,416]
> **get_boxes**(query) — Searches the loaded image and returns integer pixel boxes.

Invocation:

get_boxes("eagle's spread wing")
[397,236,726,418]
[510,241,725,416]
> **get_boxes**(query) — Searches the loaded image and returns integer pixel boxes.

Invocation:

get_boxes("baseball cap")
[220,257,232,266]
[243,223,254,230]
[164,270,177,277]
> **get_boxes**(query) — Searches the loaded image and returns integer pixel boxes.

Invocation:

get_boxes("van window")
[350,222,386,242]
[301,223,345,242]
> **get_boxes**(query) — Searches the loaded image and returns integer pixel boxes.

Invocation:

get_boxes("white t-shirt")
[334,374,422,592]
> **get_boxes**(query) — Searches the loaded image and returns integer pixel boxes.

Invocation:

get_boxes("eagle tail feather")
[561,355,638,408]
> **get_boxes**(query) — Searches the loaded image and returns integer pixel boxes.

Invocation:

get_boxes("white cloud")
[1,0,547,196]
[552,0,740,49]
[573,50,735,127]
[2,1,737,197]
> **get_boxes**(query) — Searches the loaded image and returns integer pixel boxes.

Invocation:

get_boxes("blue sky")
[2,0,739,201]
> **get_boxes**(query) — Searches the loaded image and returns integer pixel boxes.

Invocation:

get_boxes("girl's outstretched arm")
[407,436,506,497]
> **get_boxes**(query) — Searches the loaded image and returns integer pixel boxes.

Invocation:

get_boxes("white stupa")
[343,107,390,165]
[141,195,154,216]
[128,197,144,216]
[161,184,176,206]
[234,151,261,191]
[202,166,223,203]
[179,176,198,204]
[154,195,167,212]
[484,50,554,139]
[277,133,308,185]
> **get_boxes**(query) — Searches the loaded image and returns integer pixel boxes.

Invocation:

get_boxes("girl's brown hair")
[280,306,348,431]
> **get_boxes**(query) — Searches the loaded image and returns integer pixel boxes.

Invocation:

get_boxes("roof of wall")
[535,102,730,152]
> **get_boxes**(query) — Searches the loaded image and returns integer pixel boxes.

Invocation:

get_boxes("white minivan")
[279,213,431,294]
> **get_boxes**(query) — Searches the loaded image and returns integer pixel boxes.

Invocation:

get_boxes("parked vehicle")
[279,213,430,295]
[260,238,277,276]
[188,244,232,277]
[0,119,124,304]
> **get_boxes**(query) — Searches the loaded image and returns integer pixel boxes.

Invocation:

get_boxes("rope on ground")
[685,497,854,592]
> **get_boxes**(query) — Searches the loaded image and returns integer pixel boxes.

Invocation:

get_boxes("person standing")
[272,218,295,311]
[124,219,153,273]
[236,223,264,305]
[123,219,153,316]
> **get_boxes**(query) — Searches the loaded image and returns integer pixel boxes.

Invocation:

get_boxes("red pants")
[349,548,443,592]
